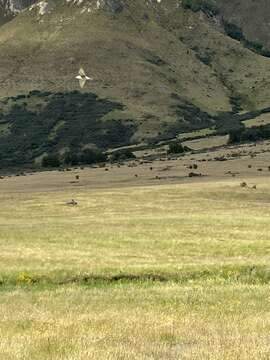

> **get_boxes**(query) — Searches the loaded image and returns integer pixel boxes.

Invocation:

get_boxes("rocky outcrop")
[0,0,37,23]
[97,0,123,13]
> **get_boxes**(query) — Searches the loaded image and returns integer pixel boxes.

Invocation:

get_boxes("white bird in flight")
[76,67,93,88]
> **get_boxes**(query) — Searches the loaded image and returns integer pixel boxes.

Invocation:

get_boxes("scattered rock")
[188,172,202,178]
[66,199,78,206]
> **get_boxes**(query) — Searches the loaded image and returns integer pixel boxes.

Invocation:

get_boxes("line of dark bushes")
[224,21,270,58]
[42,149,108,168]
[228,124,270,144]
[182,0,219,16]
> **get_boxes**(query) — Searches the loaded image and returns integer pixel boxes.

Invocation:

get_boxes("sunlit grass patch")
[0,179,270,358]
[1,283,270,359]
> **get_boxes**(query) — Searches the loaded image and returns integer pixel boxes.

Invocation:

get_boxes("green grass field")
[1,178,270,359]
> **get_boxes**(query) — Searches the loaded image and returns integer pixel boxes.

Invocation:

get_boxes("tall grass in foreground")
[0,179,270,358]
[1,284,270,359]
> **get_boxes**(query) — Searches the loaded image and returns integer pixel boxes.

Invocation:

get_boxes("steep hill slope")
[0,0,36,25]
[0,0,270,168]
[219,0,270,49]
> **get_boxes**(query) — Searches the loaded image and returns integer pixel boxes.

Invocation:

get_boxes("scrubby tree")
[110,149,136,162]
[42,154,60,168]
[64,150,80,166]
[80,149,107,165]
[168,142,185,154]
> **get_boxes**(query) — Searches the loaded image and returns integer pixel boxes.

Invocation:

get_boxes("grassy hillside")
[0,90,136,167]
[219,0,270,49]
[0,0,270,167]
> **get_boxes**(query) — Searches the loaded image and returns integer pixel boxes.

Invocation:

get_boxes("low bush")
[64,149,107,166]
[168,142,185,154]
[182,0,219,16]
[224,22,244,41]
[228,125,270,144]
[110,149,136,162]
[224,21,270,58]
[42,154,61,168]
[80,149,107,165]
[0,90,135,168]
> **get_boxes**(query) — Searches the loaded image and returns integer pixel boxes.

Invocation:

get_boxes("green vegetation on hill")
[182,0,219,16]
[0,0,270,169]
[0,91,135,168]
[1,88,270,168]
[167,141,186,154]
[228,124,270,144]
[223,21,270,58]
[218,0,270,50]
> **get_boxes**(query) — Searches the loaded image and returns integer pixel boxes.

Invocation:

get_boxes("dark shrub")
[228,129,242,144]
[215,112,244,136]
[64,151,80,166]
[241,128,261,142]
[224,21,270,58]
[182,0,219,16]
[229,125,270,144]
[110,149,136,162]
[168,142,185,154]
[224,22,244,41]
[42,154,60,168]
[80,149,107,165]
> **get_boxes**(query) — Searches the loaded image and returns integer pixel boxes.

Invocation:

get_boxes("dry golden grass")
[183,135,229,151]
[244,113,270,128]
[1,284,270,359]
[1,175,270,359]
[1,179,270,275]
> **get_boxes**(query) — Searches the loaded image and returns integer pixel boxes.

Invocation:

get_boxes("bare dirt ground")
[1,139,270,193]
